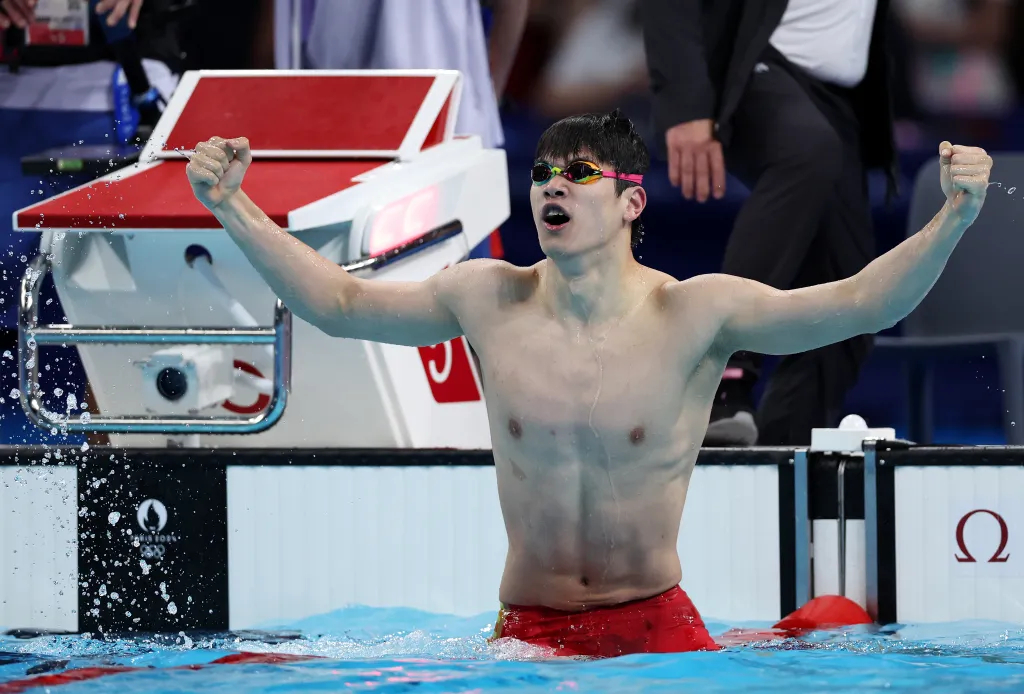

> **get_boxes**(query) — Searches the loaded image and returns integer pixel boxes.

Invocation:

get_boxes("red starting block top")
[149,70,460,160]
[14,70,462,231]
[15,160,382,230]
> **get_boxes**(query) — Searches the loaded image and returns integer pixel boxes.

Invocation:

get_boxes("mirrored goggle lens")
[532,162,603,184]
[563,162,602,182]
[531,164,554,184]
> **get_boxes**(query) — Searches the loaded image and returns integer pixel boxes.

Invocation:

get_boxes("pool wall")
[0,443,1020,635]
[0,447,792,634]
[864,441,1024,625]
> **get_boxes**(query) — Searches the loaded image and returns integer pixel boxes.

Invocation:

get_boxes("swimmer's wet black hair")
[535,109,650,248]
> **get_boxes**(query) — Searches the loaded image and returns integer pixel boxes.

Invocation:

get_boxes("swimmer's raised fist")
[939,141,992,225]
[186,137,252,210]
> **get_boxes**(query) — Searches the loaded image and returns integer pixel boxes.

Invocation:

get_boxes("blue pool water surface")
[2,607,1023,692]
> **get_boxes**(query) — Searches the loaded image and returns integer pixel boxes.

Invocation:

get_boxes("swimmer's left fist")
[187,137,252,211]
[939,141,993,225]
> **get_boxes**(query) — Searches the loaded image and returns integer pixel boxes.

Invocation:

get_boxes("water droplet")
[167,602,178,615]
[98,584,107,596]
[1009,187,1017,195]
[108,511,120,525]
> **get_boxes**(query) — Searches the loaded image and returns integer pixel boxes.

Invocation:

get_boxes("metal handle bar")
[18,254,291,434]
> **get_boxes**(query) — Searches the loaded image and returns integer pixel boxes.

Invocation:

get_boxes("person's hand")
[939,141,992,225]
[94,0,143,28]
[664,118,726,203]
[0,0,35,30]
[186,137,252,210]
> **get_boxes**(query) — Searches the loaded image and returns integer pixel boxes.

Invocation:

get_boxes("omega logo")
[954,509,1010,563]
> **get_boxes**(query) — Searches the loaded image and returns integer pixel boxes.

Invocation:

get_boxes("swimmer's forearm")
[211,191,353,328]
[855,201,971,330]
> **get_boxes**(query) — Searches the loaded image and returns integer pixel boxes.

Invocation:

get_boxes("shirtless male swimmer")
[186,111,992,658]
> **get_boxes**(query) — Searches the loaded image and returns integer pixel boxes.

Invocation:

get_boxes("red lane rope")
[0,652,320,693]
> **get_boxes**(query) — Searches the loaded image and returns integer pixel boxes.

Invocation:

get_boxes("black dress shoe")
[703,379,758,446]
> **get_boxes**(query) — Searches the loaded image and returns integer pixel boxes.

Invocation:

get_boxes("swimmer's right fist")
[186,137,252,210]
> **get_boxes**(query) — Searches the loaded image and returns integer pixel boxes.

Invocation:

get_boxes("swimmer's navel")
[508,417,523,439]
[629,426,646,445]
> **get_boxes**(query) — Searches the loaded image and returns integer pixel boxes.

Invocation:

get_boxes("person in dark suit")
[640,0,899,446]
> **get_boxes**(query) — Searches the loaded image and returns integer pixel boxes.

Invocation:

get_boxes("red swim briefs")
[491,585,721,658]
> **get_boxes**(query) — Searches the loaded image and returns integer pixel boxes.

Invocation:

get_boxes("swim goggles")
[531,160,644,186]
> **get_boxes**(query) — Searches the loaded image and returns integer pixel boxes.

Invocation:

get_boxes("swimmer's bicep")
[709,276,874,356]
[322,273,464,347]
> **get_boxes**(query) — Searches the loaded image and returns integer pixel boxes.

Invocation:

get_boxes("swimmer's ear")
[623,185,646,224]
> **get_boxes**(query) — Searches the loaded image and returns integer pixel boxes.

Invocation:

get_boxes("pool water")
[2,607,1023,693]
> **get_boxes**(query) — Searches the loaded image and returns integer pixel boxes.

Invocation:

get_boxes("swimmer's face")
[530,153,645,258]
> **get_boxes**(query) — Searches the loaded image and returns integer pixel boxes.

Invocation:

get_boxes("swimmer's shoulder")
[435,258,542,308]
[659,273,756,328]
[663,272,748,306]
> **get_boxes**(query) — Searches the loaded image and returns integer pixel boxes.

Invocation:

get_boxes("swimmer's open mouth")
[542,204,571,230]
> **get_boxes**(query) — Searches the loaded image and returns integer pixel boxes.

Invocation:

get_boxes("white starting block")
[13,70,507,449]
[810,414,897,454]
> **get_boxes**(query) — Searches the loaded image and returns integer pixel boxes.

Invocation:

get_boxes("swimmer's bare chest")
[463,292,725,607]
[480,319,696,469]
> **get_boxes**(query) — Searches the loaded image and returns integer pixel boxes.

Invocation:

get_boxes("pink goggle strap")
[603,171,644,185]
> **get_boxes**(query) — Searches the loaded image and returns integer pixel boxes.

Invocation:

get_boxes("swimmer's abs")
[494,457,691,609]
[498,545,682,611]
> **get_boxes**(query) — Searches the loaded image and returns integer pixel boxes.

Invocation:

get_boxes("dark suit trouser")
[721,49,876,446]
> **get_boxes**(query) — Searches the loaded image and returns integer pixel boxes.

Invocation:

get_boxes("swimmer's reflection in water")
[185,109,993,657]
